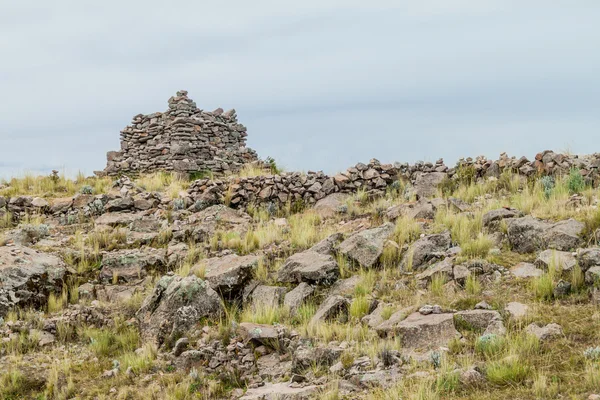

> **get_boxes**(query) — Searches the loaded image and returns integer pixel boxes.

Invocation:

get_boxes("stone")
[31,197,49,208]
[577,248,600,271]
[483,208,521,227]
[338,223,395,267]
[414,172,447,199]
[402,231,452,271]
[239,382,319,400]
[585,266,600,285]
[510,262,544,278]
[137,275,223,345]
[0,246,67,316]
[504,302,529,319]
[172,337,189,356]
[95,212,141,227]
[454,310,502,331]
[99,249,166,283]
[310,295,350,324]
[277,250,339,285]
[239,323,279,346]
[313,193,349,218]
[377,312,460,349]
[200,254,259,297]
[182,205,251,242]
[415,258,454,286]
[525,323,563,341]
[105,196,134,212]
[535,249,576,272]
[284,283,314,314]
[250,285,287,308]
[507,216,583,253]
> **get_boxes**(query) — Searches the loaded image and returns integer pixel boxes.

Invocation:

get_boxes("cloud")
[1,1,599,177]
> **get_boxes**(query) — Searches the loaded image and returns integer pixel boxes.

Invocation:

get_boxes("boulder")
[277,251,339,285]
[181,205,250,242]
[99,249,166,283]
[507,216,548,253]
[377,311,460,349]
[250,285,287,309]
[483,208,521,227]
[95,212,141,227]
[386,200,435,221]
[415,258,454,286]
[313,193,349,218]
[585,266,600,285]
[508,216,583,253]
[0,246,68,316]
[510,262,544,278]
[338,223,395,268]
[200,254,259,297]
[504,302,529,320]
[310,295,350,324]
[137,274,222,345]
[238,323,279,346]
[401,231,452,271]
[577,248,600,271]
[545,219,584,251]
[105,196,134,212]
[284,282,314,314]
[240,382,319,400]
[525,323,563,341]
[414,172,447,199]
[535,249,576,272]
[454,310,503,332]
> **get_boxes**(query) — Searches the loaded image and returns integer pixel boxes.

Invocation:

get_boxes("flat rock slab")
[240,382,320,400]
[239,322,279,346]
[504,302,529,319]
[510,262,544,278]
[200,254,259,297]
[535,249,576,272]
[379,311,460,350]
[310,295,349,324]
[99,249,166,283]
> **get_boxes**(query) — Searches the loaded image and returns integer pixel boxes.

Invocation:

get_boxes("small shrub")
[567,168,586,194]
[79,185,93,194]
[475,333,504,357]
[539,176,554,198]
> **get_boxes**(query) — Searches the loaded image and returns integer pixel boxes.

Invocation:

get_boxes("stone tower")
[100,90,258,176]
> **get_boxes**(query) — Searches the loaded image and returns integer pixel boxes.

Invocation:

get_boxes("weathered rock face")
[310,295,350,324]
[338,222,395,268]
[283,282,314,314]
[313,193,349,218]
[414,172,447,199]
[99,249,166,283]
[483,208,522,228]
[402,231,452,271]
[100,90,258,176]
[0,246,68,317]
[377,312,460,349]
[200,254,259,297]
[507,216,583,253]
[535,249,576,272]
[578,248,600,271]
[277,234,341,285]
[137,274,222,345]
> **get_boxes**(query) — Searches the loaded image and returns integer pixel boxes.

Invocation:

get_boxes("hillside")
[2,151,600,399]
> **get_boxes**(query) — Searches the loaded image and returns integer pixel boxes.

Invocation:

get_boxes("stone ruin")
[98,90,259,176]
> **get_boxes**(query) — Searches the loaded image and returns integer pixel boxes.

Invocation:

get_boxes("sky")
[1,0,599,178]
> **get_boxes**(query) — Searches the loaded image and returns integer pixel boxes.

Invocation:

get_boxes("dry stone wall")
[99,90,258,176]
[3,150,600,222]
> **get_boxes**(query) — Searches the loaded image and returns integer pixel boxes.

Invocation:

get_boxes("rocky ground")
[3,165,600,399]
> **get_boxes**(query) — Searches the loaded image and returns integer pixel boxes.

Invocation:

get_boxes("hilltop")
[3,124,600,398]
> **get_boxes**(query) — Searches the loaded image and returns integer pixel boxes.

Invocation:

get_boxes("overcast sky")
[1,1,599,178]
